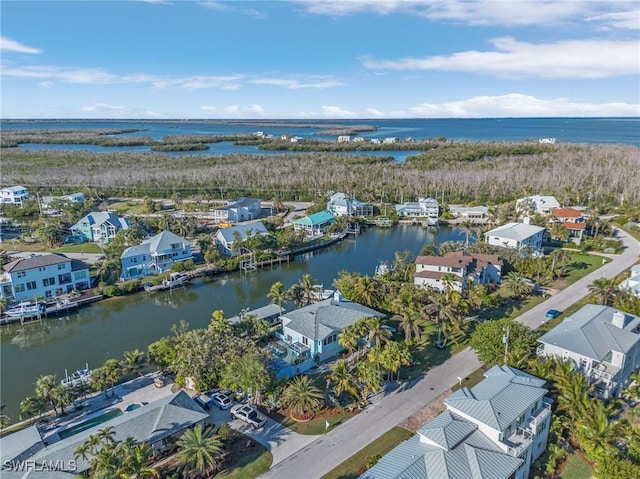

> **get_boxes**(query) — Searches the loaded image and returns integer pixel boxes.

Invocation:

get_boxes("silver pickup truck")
[230,404,267,429]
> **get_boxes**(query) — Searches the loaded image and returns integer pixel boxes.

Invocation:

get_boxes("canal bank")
[0,225,464,419]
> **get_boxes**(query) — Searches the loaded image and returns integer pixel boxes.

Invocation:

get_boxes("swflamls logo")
[2,459,78,472]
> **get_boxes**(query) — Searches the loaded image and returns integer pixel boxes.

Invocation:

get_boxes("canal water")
[0,225,464,418]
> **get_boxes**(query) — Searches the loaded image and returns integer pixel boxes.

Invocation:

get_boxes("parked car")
[194,394,213,410]
[545,309,562,319]
[211,392,233,410]
[230,404,267,429]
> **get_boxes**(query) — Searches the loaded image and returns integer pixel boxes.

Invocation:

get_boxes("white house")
[293,211,336,236]
[0,253,91,301]
[448,204,489,221]
[337,135,351,143]
[362,365,552,479]
[70,212,129,244]
[213,197,262,224]
[619,265,640,297]
[214,222,269,256]
[414,250,503,292]
[538,304,640,399]
[41,192,86,215]
[327,193,374,217]
[1,186,30,206]
[395,197,440,220]
[484,222,545,253]
[120,230,192,280]
[516,195,560,215]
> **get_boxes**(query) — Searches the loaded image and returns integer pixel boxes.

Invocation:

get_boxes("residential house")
[213,197,262,224]
[484,222,545,253]
[516,195,560,215]
[0,185,29,206]
[382,137,397,144]
[280,292,385,363]
[448,204,489,221]
[538,304,640,399]
[0,391,209,479]
[41,192,86,215]
[293,211,336,236]
[214,222,269,256]
[120,230,192,280]
[327,192,374,217]
[549,207,587,243]
[395,197,440,220]
[337,135,351,143]
[414,250,503,292]
[362,365,551,479]
[227,303,286,326]
[0,253,91,301]
[70,212,129,244]
[619,265,640,297]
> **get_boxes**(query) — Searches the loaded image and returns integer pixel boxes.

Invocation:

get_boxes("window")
[58,273,72,284]
[39,267,46,272]
[15,284,25,293]
[57,264,65,270]
[302,337,309,346]
[16,271,26,278]
[43,277,56,287]
[74,271,86,280]
[26,281,37,291]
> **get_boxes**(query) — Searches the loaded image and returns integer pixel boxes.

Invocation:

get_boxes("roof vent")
[612,310,629,329]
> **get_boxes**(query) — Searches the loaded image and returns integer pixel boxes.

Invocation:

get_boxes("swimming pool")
[57,409,123,439]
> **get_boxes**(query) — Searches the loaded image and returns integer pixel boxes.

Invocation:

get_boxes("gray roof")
[1,185,28,193]
[227,197,261,208]
[538,304,640,360]
[216,222,268,243]
[227,303,285,324]
[283,297,384,341]
[0,425,44,464]
[72,212,129,230]
[484,222,545,241]
[121,230,189,259]
[445,365,547,431]
[4,253,70,273]
[121,242,151,259]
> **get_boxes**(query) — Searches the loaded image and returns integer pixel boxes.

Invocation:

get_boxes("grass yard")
[264,406,355,435]
[559,452,594,479]
[52,243,103,254]
[216,443,272,479]
[554,251,610,288]
[321,426,414,479]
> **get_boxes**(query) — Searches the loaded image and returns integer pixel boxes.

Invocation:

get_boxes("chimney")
[523,216,531,225]
[333,290,343,303]
[611,310,629,329]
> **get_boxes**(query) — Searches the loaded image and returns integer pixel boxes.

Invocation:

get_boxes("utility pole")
[502,325,510,365]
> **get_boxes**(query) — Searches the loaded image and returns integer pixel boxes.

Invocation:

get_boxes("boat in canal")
[4,302,46,319]
[144,272,191,292]
[61,365,92,388]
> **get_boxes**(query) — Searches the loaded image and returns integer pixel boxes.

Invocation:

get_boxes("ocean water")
[2,117,639,146]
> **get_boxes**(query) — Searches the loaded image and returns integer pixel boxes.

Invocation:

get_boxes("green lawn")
[52,243,103,254]
[559,452,594,479]
[265,407,355,435]
[108,201,148,215]
[321,426,414,479]
[559,252,610,286]
[216,446,273,479]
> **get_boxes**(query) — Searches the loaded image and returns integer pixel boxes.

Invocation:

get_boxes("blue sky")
[1,0,639,118]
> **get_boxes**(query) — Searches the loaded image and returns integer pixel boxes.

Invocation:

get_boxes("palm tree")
[103,359,123,398]
[549,248,572,278]
[35,374,58,415]
[176,424,224,479]
[376,341,412,381]
[327,360,358,401]
[286,284,305,308]
[281,375,324,420]
[338,326,361,354]
[391,295,423,343]
[502,272,532,299]
[267,281,286,314]
[354,276,379,308]
[588,277,617,305]
[354,361,382,406]
[299,274,321,305]
[550,222,570,242]
[123,349,146,377]
[364,316,392,347]
[20,396,46,420]
[124,442,160,478]
[459,219,477,248]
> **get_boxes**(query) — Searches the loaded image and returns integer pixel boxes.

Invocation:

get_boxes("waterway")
[0,225,464,418]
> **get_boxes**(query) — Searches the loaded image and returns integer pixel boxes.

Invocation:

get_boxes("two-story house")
[362,365,552,479]
[619,265,640,298]
[70,212,129,244]
[326,193,374,217]
[214,222,269,256]
[120,230,192,280]
[0,253,91,301]
[538,304,640,399]
[0,186,30,206]
[549,207,587,243]
[484,222,545,253]
[293,211,336,236]
[414,250,503,292]
[395,197,440,221]
[213,197,262,224]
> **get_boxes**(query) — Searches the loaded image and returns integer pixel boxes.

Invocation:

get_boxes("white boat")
[539,138,556,144]
[4,302,46,319]
[312,284,335,301]
[144,272,191,292]
[61,365,92,388]
[374,261,394,277]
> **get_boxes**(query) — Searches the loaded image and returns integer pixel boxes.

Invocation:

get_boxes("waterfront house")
[414,250,503,292]
[516,195,560,215]
[538,304,640,399]
[280,291,385,363]
[226,303,285,326]
[70,212,129,244]
[619,265,640,297]
[327,192,374,217]
[0,185,29,206]
[215,222,269,256]
[213,197,262,224]
[293,211,336,236]
[0,391,209,479]
[549,207,586,243]
[120,230,192,280]
[448,204,489,221]
[362,365,552,479]
[0,253,90,301]
[395,197,440,220]
[484,222,545,253]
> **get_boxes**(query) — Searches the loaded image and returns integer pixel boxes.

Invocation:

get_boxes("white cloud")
[321,105,356,117]
[364,107,385,117]
[362,37,639,78]
[200,1,265,17]
[406,93,640,118]
[248,104,266,115]
[2,65,117,83]
[79,103,162,118]
[1,36,42,54]
[251,77,344,89]
[226,105,240,115]
[80,103,125,113]
[586,9,640,30]
[199,1,233,12]
[201,105,218,112]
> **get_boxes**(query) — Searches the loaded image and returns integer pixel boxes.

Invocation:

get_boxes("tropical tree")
[363,316,392,347]
[338,326,362,354]
[285,284,305,308]
[354,276,380,308]
[123,349,146,377]
[354,361,383,406]
[588,277,617,306]
[35,374,58,415]
[103,359,124,398]
[209,309,231,334]
[375,341,412,381]
[219,353,271,405]
[550,222,570,242]
[175,424,224,479]
[576,400,617,462]
[299,274,321,305]
[0,406,12,432]
[20,396,46,420]
[267,281,286,314]
[327,360,358,402]
[281,375,324,420]
[501,272,533,299]
[391,294,424,343]
[459,220,478,248]
[469,319,539,366]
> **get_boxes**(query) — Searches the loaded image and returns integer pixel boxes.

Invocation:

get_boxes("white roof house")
[395,197,440,219]
[120,230,192,280]
[484,222,545,253]
[538,304,640,399]
[619,264,640,297]
[327,193,374,217]
[362,365,551,479]
[516,195,560,215]
[214,222,269,256]
[0,185,30,206]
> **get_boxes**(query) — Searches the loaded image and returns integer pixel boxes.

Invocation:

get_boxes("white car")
[211,392,233,410]
[230,404,267,429]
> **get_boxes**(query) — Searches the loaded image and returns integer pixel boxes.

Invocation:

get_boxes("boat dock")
[0,292,103,326]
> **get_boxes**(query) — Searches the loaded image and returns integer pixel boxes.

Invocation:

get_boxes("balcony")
[503,427,533,458]
[525,398,552,434]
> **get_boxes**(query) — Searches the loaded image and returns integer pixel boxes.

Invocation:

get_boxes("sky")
[1,0,639,119]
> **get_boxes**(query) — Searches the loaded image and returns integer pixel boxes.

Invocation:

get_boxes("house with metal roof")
[0,391,209,479]
[0,253,90,301]
[414,251,503,292]
[619,265,640,298]
[538,304,640,399]
[327,192,374,217]
[0,185,30,206]
[280,292,385,363]
[362,365,551,479]
[120,230,192,280]
[70,212,129,244]
[293,211,336,236]
[515,195,560,215]
[395,197,440,220]
[448,204,489,221]
[214,221,269,256]
[227,303,285,326]
[484,222,545,253]
[213,197,262,224]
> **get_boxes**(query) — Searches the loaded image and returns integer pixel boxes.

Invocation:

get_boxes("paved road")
[259,228,639,479]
